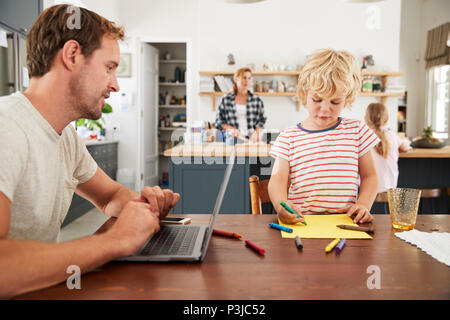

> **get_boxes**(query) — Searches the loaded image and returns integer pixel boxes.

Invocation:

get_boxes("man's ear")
[61,40,83,71]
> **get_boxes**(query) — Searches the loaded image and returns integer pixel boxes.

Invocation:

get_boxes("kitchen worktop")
[163,143,450,158]
[399,145,450,158]
[163,143,271,157]
[84,139,119,146]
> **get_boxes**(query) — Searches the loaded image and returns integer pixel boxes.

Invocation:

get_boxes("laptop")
[115,149,235,262]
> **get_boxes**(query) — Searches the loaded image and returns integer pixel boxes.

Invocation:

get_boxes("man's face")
[69,36,120,120]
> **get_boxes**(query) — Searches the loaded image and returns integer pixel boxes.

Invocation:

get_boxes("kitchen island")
[397,145,450,214]
[163,144,450,214]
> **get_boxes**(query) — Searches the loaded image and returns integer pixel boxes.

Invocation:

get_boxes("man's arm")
[0,191,160,298]
[75,167,139,217]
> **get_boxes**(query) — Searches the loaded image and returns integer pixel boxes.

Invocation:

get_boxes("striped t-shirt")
[270,117,380,214]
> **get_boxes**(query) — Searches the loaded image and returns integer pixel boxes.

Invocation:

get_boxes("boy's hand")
[338,203,373,224]
[276,201,305,225]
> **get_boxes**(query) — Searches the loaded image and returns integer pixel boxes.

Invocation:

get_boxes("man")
[0,5,179,298]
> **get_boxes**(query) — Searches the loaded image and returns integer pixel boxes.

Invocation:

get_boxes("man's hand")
[140,186,180,220]
[106,200,160,257]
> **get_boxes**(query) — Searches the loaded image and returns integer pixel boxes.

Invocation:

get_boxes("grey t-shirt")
[0,92,97,242]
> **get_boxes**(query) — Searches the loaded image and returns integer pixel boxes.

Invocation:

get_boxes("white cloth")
[0,92,98,242]
[235,103,248,136]
[395,229,450,266]
[372,128,402,193]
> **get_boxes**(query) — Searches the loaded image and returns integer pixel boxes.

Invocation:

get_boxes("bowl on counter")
[410,137,447,148]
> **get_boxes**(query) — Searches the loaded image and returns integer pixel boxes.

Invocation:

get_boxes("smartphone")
[161,217,192,225]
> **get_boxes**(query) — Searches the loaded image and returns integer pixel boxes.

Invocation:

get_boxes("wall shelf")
[160,82,186,86]
[199,71,300,76]
[159,105,186,109]
[199,70,405,111]
[159,127,186,131]
[199,70,301,111]
[159,60,186,64]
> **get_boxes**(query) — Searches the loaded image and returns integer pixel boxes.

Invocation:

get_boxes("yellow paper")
[278,214,372,239]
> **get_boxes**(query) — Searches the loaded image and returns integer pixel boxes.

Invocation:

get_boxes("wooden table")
[16,214,450,300]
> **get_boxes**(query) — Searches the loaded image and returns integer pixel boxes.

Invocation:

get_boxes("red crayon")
[245,240,265,256]
[213,229,242,239]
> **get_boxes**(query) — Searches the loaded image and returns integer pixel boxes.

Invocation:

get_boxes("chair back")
[249,175,271,215]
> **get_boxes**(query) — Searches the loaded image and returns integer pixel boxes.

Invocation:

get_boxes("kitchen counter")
[163,143,450,158]
[84,139,119,146]
[163,143,271,157]
[399,145,450,158]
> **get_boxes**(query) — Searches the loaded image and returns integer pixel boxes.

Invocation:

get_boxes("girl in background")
[364,103,409,194]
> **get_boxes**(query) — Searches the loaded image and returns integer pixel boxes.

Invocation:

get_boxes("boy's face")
[303,91,346,130]
[69,35,120,120]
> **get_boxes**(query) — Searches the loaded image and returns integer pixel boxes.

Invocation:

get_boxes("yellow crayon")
[325,238,341,253]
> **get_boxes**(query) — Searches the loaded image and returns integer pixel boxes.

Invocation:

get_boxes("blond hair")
[297,49,361,107]
[27,4,124,77]
[233,67,252,94]
[365,103,390,158]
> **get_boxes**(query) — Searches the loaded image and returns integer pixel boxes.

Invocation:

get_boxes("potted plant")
[75,103,113,132]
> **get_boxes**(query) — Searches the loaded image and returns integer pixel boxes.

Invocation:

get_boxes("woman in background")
[364,103,409,194]
[214,68,266,142]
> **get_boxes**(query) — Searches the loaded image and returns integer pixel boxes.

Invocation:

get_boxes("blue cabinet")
[62,142,118,226]
[169,157,251,214]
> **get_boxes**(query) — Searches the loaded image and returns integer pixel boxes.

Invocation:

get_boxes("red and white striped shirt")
[270,118,380,214]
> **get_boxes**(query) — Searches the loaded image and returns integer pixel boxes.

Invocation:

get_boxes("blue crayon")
[269,223,293,233]
[335,239,346,253]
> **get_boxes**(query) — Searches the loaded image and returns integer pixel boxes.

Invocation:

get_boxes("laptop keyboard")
[140,225,201,256]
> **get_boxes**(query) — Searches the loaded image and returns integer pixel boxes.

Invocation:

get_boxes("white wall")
[197,0,402,131]
[400,0,450,137]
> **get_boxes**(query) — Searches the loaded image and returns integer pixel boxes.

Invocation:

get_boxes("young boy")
[269,49,380,225]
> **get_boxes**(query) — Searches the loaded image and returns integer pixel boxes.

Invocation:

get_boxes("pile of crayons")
[268,222,347,253]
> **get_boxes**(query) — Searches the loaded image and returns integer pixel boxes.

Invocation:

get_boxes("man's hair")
[233,67,252,93]
[26,4,125,77]
[297,49,361,107]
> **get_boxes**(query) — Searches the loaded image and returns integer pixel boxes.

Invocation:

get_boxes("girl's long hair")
[365,103,390,158]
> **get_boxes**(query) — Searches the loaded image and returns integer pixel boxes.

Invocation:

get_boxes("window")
[426,65,449,140]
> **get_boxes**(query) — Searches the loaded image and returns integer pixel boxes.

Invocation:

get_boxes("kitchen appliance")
[0,26,28,96]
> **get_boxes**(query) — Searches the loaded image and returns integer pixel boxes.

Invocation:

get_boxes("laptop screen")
[199,149,236,261]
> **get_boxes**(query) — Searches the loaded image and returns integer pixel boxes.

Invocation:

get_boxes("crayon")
[213,229,242,239]
[337,224,374,234]
[335,239,346,253]
[269,223,293,233]
[325,238,341,253]
[295,236,303,250]
[245,240,265,256]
